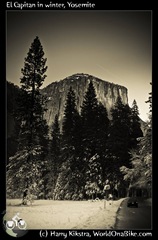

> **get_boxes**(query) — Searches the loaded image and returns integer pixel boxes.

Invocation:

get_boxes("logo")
[3,212,28,238]
[6,213,27,230]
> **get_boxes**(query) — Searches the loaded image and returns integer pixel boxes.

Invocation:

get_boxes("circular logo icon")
[3,213,28,238]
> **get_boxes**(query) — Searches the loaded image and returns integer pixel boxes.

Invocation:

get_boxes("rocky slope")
[7,74,147,149]
[41,73,128,127]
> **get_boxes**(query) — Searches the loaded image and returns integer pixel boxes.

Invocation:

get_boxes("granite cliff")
[7,73,129,136]
[41,73,128,127]
[7,74,147,159]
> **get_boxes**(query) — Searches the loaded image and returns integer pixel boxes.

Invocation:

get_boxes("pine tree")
[54,160,73,200]
[81,81,110,194]
[51,114,61,167]
[54,87,83,199]
[7,36,48,198]
[120,89,152,196]
[62,86,81,161]
[106,96,132,191]
[130,99,143,149]
[145,82,152,113]
[81,81,98,157]
[45,114,61,198]
[107,96,132,162]
[85,154,102,200]
[120,121,152,190]
[95,102,109,155]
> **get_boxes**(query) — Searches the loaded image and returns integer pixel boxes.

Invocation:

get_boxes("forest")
[6,36,152,200]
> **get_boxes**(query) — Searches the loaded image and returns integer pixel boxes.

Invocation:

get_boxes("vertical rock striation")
[41,73,128,128]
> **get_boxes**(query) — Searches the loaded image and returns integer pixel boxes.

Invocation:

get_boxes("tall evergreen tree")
[44,114,61,199]
[85,154,102,199]
[120,116,152,191]
[81,81,99,157]
[130,99,143,149]
[7,36,48,198]
[106,96,132,187]
[81,81,110,194]
[62,87,79,145]
[95,102,109,155]
[120,87,152,192]
[145,82,152,113]
[54,87,83,199]
[51,114,61,166]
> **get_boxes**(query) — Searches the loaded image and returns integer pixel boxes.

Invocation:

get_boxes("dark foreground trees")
[120,87,152,197]
[7,41,149,200]
[7,36,49,198]
[51,81,144,200]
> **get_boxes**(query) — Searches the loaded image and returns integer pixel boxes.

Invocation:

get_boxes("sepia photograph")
[5,9,152,236]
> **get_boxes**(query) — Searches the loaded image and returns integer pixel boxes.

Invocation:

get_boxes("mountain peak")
[45,73,127,92]
[41,74,128,127]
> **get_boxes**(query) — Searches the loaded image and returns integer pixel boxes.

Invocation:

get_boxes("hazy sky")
[6,10,152,121]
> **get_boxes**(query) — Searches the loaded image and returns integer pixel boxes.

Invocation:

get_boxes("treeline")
[120,83,152,198]
[45,82,143,200]
[7,36,150,200]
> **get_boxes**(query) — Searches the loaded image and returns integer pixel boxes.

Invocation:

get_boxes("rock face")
[7,74,129,136]
[41,73,128,128]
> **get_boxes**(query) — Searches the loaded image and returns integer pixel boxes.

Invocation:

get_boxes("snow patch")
[6,199,124,229]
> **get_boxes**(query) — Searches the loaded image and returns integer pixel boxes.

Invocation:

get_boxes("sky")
[6,10,152,122]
